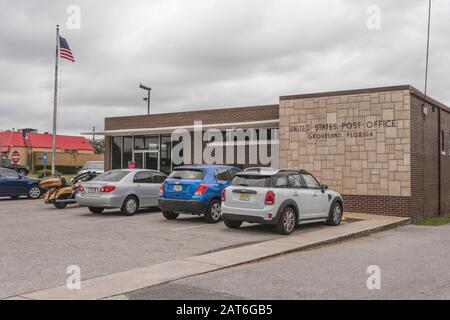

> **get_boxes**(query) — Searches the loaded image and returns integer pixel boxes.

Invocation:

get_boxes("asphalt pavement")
[0,197,320,299]
[127,223,450,300]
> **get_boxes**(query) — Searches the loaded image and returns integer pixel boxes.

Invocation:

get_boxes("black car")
[0,158,29,176]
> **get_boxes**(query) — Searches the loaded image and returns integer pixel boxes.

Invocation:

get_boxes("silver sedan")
[76,169,167,215]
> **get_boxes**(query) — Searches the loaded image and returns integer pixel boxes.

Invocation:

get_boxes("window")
[301,174,321,189]
[3,170,19,178]
[134,171,152,183]
[228,169,241,179]
[123,136,133,169]
[215,169,230,182]
[168,169,204,180]
[160,135,172,175]
[111,137,122,170]
[146,136,159,151]
[134,136,159,151]
[151,173,166,183]
[93,170,128,182]
[273,175,289,188]
[232,175,271,187]
[1,169,18,178]
[288,173,305,188]
[134,136,146,151]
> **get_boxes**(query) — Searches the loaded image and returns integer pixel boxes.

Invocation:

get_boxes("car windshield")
[92,170,128,182]
[232,175,272,187]
[83,162,103,170]
[168,169,204,180]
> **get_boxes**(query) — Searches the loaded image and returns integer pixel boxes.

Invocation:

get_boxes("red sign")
[11,151,20,164]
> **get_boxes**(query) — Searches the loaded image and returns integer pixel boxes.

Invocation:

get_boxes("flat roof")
[280,84,450,112]
[279,85,411,100]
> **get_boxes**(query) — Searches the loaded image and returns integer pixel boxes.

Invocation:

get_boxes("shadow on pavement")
[77,206,162,218]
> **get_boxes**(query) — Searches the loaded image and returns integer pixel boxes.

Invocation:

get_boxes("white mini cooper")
[221,168,343,235]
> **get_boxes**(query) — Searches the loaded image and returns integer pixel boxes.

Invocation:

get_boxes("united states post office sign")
[289,119,397,140]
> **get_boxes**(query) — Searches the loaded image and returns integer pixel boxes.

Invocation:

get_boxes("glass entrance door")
[134,152,144,169]
[145,152,158,170]
[133,151,159,170]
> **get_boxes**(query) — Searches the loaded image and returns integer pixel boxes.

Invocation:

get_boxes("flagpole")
[51,24,59,175]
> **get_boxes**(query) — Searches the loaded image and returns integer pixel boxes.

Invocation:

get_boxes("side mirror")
[321,184,328,192]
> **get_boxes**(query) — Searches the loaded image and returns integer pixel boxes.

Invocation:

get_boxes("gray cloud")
[0,0,448,135]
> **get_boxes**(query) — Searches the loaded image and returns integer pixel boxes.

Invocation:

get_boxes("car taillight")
[194,184,208,196]
[221,188,226,201]
[159,183,164,194]
[78,185,84,192]
[100,185,116,193]
[265,190,275,205]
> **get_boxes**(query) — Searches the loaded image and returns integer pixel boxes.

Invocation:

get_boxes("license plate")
[87,187,97,193]
[239,193,250,201]
[173,185,182,192]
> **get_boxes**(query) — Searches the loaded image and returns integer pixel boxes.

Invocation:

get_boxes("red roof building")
[0,131,93,153]
[0,131,99,173]
[0,132,25,153]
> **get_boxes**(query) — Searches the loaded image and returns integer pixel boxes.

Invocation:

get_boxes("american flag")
[59,36,75,62]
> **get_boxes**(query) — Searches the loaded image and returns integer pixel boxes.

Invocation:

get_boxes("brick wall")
[279,88,411,197]
[410,94,440,220]
[440,108,450,215]
[105,105,279,130]
[343,195,411,217]
[410,92,450,219]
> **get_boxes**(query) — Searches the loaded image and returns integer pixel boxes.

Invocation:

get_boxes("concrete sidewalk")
[12,213,409,300]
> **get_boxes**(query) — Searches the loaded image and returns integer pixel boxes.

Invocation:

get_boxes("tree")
[88,138,105,155]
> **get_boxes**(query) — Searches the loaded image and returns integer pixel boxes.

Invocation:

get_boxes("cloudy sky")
[0,0,448,136]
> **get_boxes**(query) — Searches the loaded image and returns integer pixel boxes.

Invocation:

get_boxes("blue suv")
[158,165,241,223]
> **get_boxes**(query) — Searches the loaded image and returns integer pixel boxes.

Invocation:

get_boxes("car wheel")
[28,186,42,199]
[224,218,242,229]
[162,211,179,220]
[121,196,139,216]
[53,202,68,209]
[88,207,104,214]
[204,199,222,223]
[18,169,28,176]
[275,207,297,235]
[326,202,343,226]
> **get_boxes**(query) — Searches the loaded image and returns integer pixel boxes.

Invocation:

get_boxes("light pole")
[139,83,151,114]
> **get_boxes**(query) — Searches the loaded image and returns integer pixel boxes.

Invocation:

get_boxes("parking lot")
[0,197,348,299]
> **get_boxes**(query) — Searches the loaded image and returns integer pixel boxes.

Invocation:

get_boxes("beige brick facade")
[279,89,411,197]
